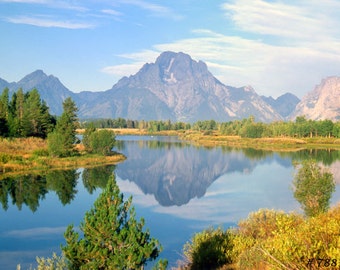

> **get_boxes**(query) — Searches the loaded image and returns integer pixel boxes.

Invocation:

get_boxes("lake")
[1,135,340,269]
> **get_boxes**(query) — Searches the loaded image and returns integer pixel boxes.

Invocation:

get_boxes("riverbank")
[180,131,340,150]
[90,128,340,151]
[0,137,126,175]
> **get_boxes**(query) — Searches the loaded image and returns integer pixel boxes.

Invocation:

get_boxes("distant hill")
[261,93,300,119]
[0,70,76,115]
[290,77,340,121]
[1,51,338,122]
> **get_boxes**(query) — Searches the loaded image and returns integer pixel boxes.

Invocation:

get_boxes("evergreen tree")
[0,88,9,136]
[22,88,42,136]
[15,88,25,136]
[48,97,78,157]
[0,87,9,119]
[62,175,162,269]
[56,97,79,150]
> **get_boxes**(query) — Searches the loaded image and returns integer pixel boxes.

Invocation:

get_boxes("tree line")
[81,118,191,131]
[83,116,340,138]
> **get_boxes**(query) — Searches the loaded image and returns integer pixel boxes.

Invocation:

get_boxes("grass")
[179,131,340,151]
[0,137,126,175]
[77,128,181,136]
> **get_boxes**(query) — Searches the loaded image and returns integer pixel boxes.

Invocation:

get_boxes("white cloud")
[101,0,340,98]
[4,226,66,238]
[0,0,88,11]
[0,0,47,2]
[221,0,340,41]
[101,9,123,17]
[5,15,95,29]
[101,50,161,77]
[120,0,183,20]
[101,62,146,78]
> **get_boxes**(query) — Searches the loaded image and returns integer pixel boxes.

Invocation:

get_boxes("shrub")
[183,227,234,270]
[293,160,335,217]
[85,129,116,156]
[47,131,68,157]
[232,205,340,270]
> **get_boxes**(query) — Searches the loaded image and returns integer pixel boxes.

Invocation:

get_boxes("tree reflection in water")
[0,165,116,212]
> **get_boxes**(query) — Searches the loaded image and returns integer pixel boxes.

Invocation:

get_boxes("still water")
[0,136,340,269]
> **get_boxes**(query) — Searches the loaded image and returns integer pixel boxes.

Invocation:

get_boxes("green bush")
[183,227,234,270]
[47,131,68,157]
[0,153,10,163]
[85,129,116,156]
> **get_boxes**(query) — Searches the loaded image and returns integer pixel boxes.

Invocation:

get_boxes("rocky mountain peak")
[18,70,48,86]
[154,52,206,82]
[290,76,340,121]
[106,51,282,122]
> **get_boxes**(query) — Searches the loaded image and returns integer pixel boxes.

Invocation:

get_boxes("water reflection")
[0,165,115,212]
[115,136,340,206]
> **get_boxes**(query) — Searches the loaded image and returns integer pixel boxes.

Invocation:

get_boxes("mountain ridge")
[0,51,337,122]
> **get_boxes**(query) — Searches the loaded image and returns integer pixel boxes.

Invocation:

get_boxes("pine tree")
[15,88,25,136]
[62,175,162,269]
[0,88,9,136]
[22,88,42,136]
[48,97,78,157]
[56,97,79,152]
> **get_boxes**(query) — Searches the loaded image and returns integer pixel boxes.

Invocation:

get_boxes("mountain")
[78,51,282,122]
[290,77,340,121]
[0,70,76,115]
[2,51,337,122]
[261,93,300,119]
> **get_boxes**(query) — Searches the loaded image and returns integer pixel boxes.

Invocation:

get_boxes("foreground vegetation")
[179,205,340,270]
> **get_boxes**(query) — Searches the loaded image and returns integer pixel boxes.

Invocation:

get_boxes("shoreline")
[0,137,126,176]
[106,128,340,151]
[1,130,339,176]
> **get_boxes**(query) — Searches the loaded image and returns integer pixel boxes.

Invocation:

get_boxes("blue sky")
[1,0,340,98]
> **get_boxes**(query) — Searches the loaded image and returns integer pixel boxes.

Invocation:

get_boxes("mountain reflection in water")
[115,136,340,207]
